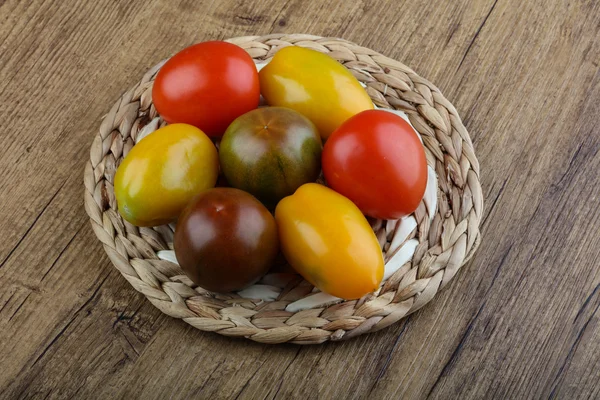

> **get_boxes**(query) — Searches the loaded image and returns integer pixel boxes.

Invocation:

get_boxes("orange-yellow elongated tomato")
[114,123,219,226]
[275,183,384,299]
[259,46,373,140]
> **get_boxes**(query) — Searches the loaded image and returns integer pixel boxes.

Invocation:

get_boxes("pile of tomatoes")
[114,41,427,300]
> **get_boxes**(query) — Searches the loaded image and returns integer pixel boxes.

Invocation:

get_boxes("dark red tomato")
[174,188,278,292]
[152,41,260,137]
[322,109,427,220]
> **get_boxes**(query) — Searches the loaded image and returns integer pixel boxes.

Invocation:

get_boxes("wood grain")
[1,0,599,398]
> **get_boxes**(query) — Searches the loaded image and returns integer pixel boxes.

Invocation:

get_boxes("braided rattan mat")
[84,34,483,344]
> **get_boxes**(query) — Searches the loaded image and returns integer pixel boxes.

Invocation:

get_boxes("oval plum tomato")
[114,123,219,227]
[275,183,384,299]
[259,46,373,140]
[152,41,260,137]
[322,110,427,220]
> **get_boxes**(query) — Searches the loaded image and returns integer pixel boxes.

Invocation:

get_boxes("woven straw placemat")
[84,34,483,344]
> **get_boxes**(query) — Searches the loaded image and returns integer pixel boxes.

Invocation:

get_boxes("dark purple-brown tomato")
[174,188,279,292]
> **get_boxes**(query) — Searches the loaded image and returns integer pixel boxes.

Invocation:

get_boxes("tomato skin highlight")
[219,107,322,207]
[259,46,373,140]
[322,109,428,220]
[152,41,260,137]
[174,188,279,293]
[114,123,219,227]
[275,183,384,300]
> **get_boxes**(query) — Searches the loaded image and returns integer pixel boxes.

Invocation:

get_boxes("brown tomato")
[174,188,279,292]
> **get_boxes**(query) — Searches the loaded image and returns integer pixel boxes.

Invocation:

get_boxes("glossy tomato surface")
[259,46,373,140]
[152,41,260,137]
[114,124,218,227]
[174,188,279,292]
[322,110,427,219]
[275,183,384,299]
[219,107,322,207]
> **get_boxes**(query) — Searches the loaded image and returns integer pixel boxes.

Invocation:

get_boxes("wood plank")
[1,0,600,398]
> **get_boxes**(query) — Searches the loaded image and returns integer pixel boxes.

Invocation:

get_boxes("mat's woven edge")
[84,34,483,344]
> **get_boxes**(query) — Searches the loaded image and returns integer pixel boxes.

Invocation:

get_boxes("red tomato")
[152,41,260,137]
[322,109,427,220]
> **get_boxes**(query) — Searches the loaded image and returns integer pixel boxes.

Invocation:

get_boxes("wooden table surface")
[2,0,600,398]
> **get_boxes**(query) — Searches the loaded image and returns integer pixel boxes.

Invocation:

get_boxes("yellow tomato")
[259,46,374,140]
[114,123,218,226]
[275,183,384,299]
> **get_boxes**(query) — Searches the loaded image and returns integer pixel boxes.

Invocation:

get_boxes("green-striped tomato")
[219,107,322,207]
